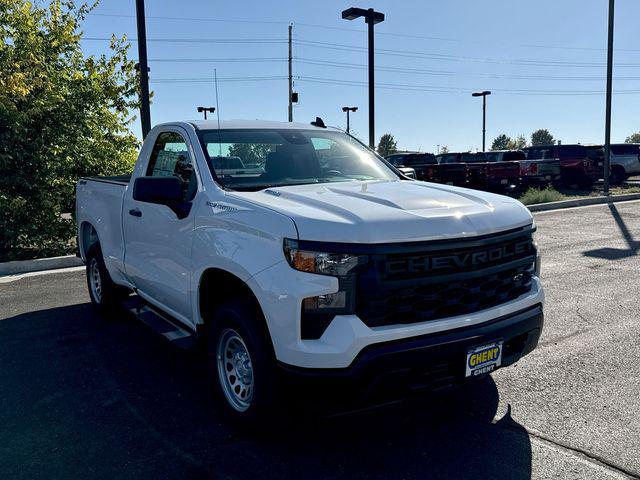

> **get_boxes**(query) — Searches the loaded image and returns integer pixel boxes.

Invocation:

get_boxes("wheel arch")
[197,268,274,350]
[79,221,99,260]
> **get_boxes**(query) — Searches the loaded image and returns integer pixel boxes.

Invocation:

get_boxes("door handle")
[129,208,142,217]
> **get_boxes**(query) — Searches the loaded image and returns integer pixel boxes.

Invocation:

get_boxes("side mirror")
[133,176,183,205]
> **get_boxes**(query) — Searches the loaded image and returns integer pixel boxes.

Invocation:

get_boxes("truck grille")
[354,227,536,328]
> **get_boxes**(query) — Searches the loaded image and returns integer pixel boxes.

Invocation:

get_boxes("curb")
[0,255,84,276]
[527,193,640,212]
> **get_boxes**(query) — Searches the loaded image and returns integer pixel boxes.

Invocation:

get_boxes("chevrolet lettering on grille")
[385,238,533,276]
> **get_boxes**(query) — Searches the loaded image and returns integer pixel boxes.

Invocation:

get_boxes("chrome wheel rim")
[89,258,103,303]
[216,328,254,412]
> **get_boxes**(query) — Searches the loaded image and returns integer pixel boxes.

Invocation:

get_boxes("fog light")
[303,291,347,310]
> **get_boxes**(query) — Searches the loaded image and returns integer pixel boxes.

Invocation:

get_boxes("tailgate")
[533,159,561,176]
[434,164,467,184]
[487,161,519,179]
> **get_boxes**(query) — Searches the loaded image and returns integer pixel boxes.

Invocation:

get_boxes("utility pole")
[135,0,151,139]
[288,24,293,122]
[472,90,491,152]
[342,7,385,149]
[197,107,215,120]
[603,0,615,195]
[342,106,358,133]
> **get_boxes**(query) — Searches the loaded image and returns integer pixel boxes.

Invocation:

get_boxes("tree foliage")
[508,134,528,150]
[624,132,640,143]
[377,133,398,157]
[439,145,449,154]
[228,143,273,167]
[530,129,555,146]
[491,134,511,151]
[0,0,139,260]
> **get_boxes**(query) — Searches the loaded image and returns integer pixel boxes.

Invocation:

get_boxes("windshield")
[199,129,398,191]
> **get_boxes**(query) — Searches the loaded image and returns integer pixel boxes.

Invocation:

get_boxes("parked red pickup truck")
[437,152,520,192]
[385,152,469,186]
[524,144,601,188]
[485,150,561,188]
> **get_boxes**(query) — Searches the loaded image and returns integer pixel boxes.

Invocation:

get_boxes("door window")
[146,131,196,201]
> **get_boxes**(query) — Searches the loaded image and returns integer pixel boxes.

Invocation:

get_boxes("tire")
[576,177,595,190]
[610,166,627,186]
[85,244,128,312]
[207,298,279,425]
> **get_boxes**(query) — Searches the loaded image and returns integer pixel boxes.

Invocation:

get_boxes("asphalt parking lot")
[1,201,639,480]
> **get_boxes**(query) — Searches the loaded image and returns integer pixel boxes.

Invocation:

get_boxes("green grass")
[610,185,640,195]
[518,186,568,205]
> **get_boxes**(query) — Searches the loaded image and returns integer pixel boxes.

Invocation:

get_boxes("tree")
[530,129,555,146]
[491,134,511,151]
[625,132,640,143]
[228,143,273,167]
[507,134,528,150]
[439,145,449,154]
[377,134,398,157]
[0,1,139,261]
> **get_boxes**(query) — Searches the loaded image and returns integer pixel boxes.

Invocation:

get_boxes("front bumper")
[278,304,543,404]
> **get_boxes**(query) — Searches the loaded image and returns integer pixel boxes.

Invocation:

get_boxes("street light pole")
[367,11,375,148]
[342,106,358,133]
[472,91,491,152]
[342,7,385,149]
[288,23,293,122]
[135,0,151,139]
[197,107,215,120]
[603,0,615,195]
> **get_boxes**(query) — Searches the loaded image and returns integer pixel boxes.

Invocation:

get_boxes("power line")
[145,73,640,95]
[83,37,287,44]
[296,58,640,81]
[86,12,640,53]
[88,13,288,25]
[81,34,640,67]
[294,40,640,68]
[297,76,640,96]
[148,57,286,63]
[150,75,289,83]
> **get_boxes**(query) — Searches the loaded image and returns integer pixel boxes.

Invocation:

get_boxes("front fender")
[190,194,299,326]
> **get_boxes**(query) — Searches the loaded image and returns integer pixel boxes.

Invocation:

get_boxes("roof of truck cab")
[186,119,337,131]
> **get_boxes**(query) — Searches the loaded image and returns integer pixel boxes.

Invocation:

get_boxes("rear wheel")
[610,166,627,185]
[207,298,279,424]
[86,244,128,312]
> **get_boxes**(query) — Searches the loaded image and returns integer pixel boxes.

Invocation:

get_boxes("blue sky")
[80,0,640,152]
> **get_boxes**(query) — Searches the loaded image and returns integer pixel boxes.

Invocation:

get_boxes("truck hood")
[229,180,533,243]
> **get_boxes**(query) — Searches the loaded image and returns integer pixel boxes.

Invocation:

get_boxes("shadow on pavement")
[0,303,533,480]
[584,203,639,260]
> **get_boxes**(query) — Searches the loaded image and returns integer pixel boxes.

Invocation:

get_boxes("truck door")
[122,129,198,325]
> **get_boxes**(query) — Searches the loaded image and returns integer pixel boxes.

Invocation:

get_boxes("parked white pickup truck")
[76,120,544,420]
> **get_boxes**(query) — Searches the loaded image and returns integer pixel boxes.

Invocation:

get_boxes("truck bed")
[80,174,131,185]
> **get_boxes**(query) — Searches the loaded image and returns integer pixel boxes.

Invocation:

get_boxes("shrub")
[0,1,139,261]
[518,186,567,205]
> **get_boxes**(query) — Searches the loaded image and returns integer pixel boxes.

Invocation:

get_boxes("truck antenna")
[214,68,222,156]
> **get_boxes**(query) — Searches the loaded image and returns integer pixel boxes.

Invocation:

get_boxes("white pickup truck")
[76,120,544,420]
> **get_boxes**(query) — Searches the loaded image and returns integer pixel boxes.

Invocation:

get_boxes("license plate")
[447,181,453,185]
[500,179,508,184]
[465,341,503,377]
[545,175,551,180]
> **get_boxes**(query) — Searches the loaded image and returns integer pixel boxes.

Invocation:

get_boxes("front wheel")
[207,299,279,424]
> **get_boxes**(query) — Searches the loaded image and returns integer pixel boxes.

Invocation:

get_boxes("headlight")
[532,225,541,278]
[283,239,364,276]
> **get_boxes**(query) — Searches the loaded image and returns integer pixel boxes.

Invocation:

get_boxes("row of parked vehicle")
[385,143,640,192]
